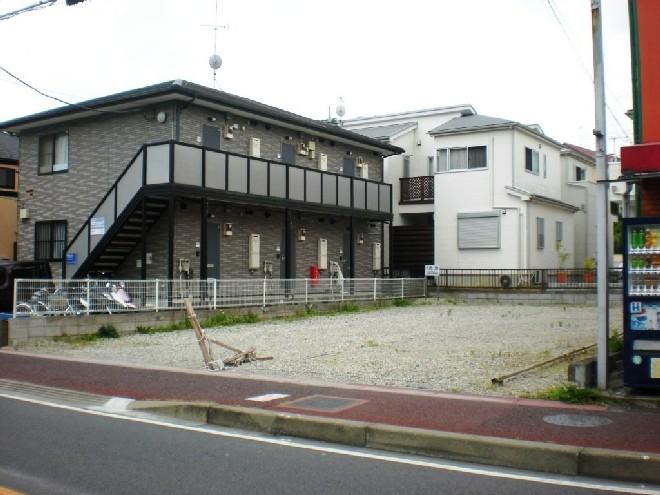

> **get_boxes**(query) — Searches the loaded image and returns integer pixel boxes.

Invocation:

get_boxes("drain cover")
[543,414,612,428]
[279,395,367,413]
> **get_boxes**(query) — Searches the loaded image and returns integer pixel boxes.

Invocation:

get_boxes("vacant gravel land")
[18,300,622,396]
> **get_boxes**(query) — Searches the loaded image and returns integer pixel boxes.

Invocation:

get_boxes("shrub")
[393,299,412,307]
[339,303,360,313]
[97,324,120,339]
[543,384,602,404]
[608,333,623,353]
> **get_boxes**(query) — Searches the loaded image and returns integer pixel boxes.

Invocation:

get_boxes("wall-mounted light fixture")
[357,233,364,245]
[195,241,201,257]
[275,245,281,259]
[223,223,233,236]
[207,116,217,122]
[298,228,306,241]
[346,151,353,156]
[156,111,168,124]
[284,135,293,141]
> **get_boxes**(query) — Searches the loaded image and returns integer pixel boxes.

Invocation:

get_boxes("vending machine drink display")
[623,218,660,388]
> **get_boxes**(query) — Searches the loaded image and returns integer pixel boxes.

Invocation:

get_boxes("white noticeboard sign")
[425,264,440,277]
[90,217,105,236]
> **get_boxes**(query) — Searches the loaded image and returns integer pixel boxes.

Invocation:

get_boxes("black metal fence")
[429,268,623,291]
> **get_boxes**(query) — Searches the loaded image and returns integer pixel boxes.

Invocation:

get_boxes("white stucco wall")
[513,129,562,199]
[526,203,576,269]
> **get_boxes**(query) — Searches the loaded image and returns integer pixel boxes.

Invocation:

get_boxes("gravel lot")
[18,300,623,396]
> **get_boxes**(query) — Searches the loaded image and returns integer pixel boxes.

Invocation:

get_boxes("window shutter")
[457,213,500,249]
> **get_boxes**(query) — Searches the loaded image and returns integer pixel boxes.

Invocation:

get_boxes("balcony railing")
[64,141,392,277]
[400,176,434,204]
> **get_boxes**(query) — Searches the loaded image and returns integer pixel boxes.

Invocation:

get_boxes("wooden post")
[184,298,216,370]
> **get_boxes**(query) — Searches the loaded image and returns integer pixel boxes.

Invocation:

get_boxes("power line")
[545,0,631,144]
[0,64,131,114]
[0,0,56,21]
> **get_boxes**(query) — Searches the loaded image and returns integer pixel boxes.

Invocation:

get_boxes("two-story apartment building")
[0,81,401,280]
[429,115,579,270]
[0,132,19,260]
[343,105,475,276]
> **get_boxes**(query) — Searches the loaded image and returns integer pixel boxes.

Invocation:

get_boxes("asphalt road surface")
[0,396,655,495]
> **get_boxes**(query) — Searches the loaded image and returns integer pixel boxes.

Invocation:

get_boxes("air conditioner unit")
[356,156,365,168]
[307,140,316,152]
[223,124,234,139]
[297,142,308,156]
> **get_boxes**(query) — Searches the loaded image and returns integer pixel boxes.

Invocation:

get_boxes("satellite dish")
[209,53,223,70]
[335,97,345,119]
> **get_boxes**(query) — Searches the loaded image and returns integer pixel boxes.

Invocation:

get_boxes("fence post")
[154,280,159,312]
[341,279,344,303]
[373,278,377,301]
[401,278,404,299]
[305,279,308,305]
[86,279,91,316]
[542,270,547,292]
[262,278,267,309]
[213,279,217,310]
[12,278,19,318]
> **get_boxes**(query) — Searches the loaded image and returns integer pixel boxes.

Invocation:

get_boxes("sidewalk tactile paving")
[278,394,368,413]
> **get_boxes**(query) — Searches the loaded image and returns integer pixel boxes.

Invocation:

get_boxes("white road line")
[1,392,658,495]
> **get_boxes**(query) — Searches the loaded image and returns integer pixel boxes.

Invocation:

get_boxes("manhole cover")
[543,414,612,428]
[279,395,367,413]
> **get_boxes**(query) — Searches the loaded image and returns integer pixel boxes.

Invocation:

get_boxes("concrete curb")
[130,401,660,485]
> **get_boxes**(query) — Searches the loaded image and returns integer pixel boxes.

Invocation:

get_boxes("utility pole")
[592,0,610,390]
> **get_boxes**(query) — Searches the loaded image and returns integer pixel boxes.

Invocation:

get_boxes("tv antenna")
[202,0,228,88]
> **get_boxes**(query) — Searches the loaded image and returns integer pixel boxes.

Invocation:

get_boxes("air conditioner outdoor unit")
[356,156,365,168]
[223,124,234,139]
[297,142,308,156]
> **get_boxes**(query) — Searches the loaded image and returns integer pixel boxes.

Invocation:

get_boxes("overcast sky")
[0,0,633,153]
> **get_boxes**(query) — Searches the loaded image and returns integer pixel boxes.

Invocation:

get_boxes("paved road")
[0,396,653,495]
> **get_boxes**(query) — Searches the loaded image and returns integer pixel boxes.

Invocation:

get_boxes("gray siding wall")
[18,100,386,278]
[178,105,383,181]
[17,105,175,275]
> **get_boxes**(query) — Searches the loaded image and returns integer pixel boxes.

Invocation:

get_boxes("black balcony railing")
[400,176,434,203]
[425,268,623,291]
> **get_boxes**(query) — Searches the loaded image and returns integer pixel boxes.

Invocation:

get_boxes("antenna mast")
[204,0,228,88]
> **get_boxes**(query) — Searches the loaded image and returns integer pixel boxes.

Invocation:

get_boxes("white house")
[343,105,475,276]
[429,115,580,270]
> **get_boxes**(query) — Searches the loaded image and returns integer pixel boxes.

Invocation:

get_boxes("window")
[35,221,67,261]
[0,167,16,189]
[427,156,434,175]
[525,147,539,175]
[536,217,545,249]
[575,166,586,181]
[556,221,563,243]
[39,132,69,174]
[437,146,487,172]
[457,212,500,249]
[402,155,411,177]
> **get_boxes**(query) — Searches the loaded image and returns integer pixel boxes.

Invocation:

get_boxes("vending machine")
[623,218,660,388]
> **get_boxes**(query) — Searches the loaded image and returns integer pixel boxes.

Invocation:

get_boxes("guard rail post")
[373,278,377,301]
